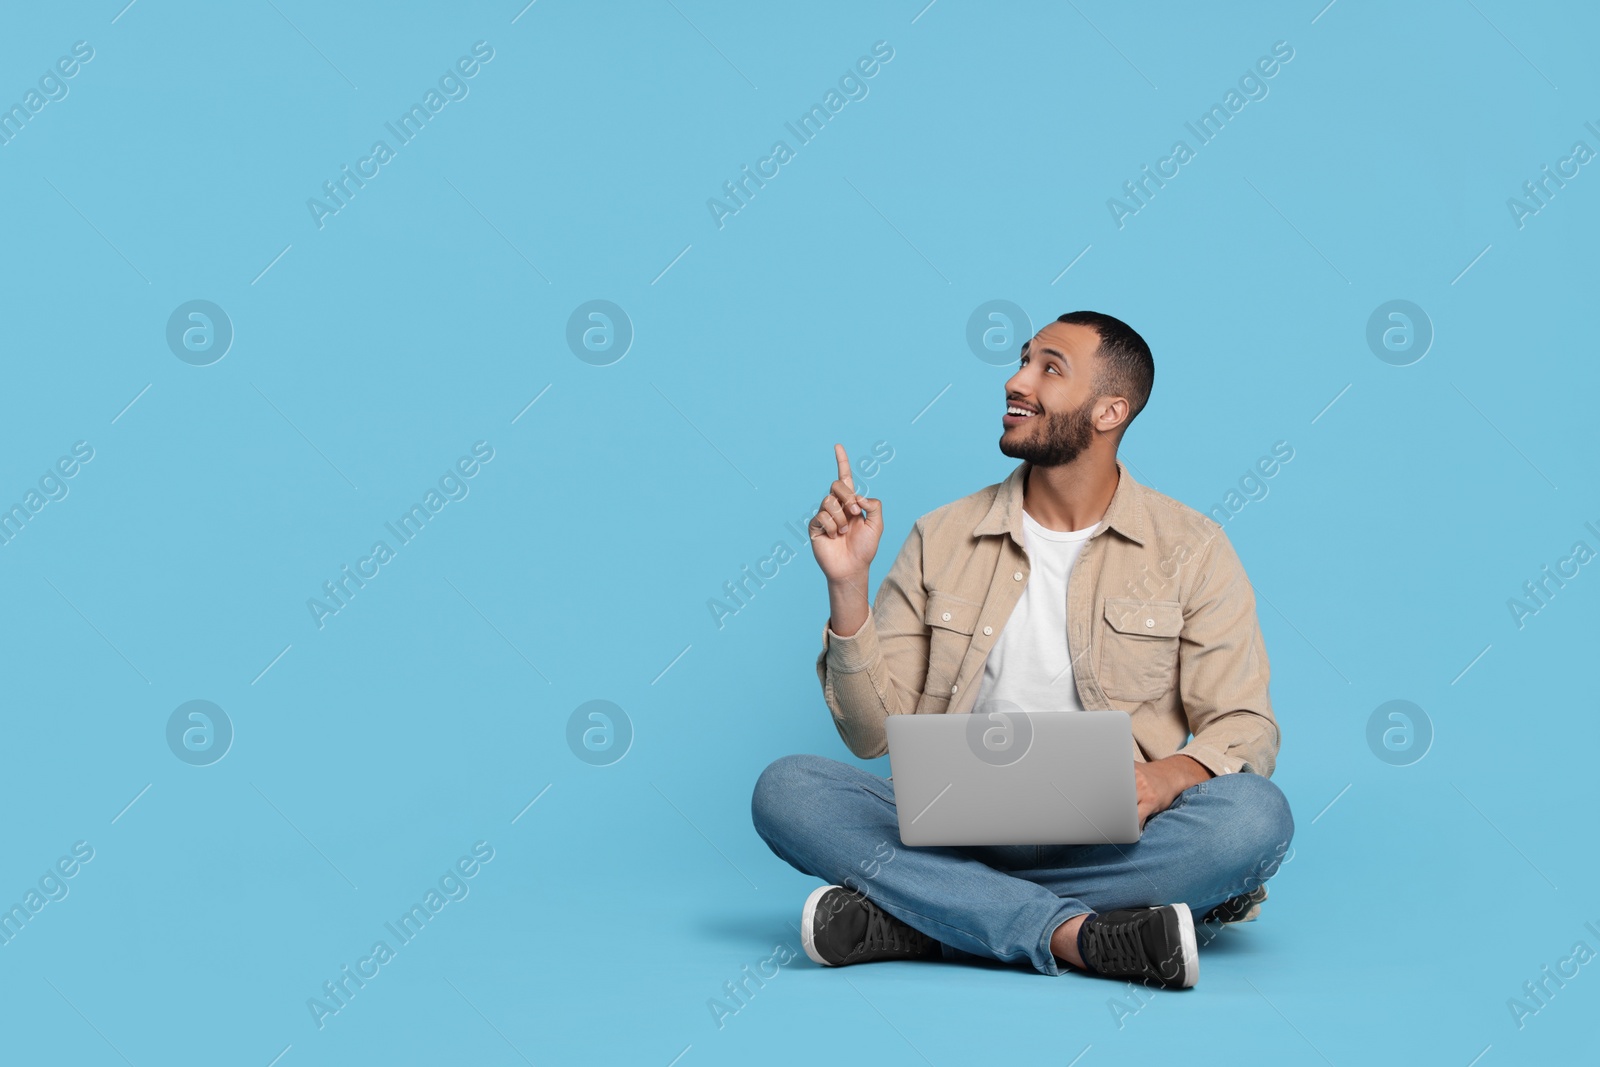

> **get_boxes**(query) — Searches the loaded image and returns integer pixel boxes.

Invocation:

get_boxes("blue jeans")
[750,753,1294,976]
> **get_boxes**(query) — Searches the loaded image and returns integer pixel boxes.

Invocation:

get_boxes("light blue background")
[1,1,1596,1064]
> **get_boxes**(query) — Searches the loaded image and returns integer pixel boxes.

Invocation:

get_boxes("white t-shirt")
[970,508,1100,715]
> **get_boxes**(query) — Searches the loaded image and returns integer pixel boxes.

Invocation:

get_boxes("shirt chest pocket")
[1098,597,1182,702]
[923,591,980,697]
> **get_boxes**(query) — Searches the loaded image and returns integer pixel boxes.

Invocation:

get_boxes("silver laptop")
[884,705,1140,846]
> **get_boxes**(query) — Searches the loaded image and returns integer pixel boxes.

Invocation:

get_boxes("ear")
[1096,395,1130,434]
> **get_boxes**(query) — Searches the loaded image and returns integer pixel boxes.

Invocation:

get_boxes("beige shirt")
[816,458,1281,777]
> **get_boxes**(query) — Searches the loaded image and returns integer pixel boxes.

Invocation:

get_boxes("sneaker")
[800,885,940,967]
[1076,903,1198,989]
[1200,885,1268,924]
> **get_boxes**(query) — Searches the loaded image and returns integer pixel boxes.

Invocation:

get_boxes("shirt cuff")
[1176,743,1244,778]
[822,605,881,674]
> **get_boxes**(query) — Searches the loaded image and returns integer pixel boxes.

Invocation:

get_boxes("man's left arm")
[1134,526,1279,822]
[1170,525,1281,780]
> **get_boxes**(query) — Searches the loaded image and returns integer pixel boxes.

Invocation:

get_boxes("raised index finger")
[834,443,854,489]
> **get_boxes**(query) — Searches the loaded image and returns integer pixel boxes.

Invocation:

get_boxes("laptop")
[884,706,1141,846]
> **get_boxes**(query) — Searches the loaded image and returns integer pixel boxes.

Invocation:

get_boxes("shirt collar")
[972,458,1147,548]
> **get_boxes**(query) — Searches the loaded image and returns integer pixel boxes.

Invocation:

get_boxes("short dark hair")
[1054,310,1154,434]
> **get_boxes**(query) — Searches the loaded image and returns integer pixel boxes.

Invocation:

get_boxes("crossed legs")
[751,753,1294,976]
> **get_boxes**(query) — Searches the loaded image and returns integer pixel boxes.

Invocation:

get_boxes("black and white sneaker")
[1076,903,1198,989]
[1200,885,1268,925]
[800,885,941,967]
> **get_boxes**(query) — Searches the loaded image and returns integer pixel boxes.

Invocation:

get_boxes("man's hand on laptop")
[1133,755,1215,829]
[811,444,884,637]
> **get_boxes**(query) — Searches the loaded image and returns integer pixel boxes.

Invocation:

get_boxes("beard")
[998,394,1096,467]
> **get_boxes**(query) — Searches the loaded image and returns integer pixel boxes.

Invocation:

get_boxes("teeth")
[1008,407,1035,416]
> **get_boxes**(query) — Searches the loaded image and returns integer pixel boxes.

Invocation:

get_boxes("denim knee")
[1207,771,1295,884]
[750,753,830,836]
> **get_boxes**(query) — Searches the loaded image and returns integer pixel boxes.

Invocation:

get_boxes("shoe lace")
[1087,915,1147,975]
[861,901,929,953]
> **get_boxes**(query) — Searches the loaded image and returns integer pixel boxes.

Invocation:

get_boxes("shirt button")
[942,611,952,622]
[950,684,959,694]
[1145,618,1155,628]
[983,626,993,636]
[1012,571,1023,581]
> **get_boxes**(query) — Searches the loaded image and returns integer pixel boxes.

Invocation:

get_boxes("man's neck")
[1022,453,1120,533]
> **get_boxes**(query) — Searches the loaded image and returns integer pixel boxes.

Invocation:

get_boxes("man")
[750,311,1292,989]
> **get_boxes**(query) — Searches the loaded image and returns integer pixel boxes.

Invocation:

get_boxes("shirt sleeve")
[815,517,932,759]
[1173,526,1282,778]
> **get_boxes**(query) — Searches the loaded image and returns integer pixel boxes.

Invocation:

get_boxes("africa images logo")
[306,42,495,230]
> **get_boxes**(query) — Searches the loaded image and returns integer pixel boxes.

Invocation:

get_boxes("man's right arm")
[815,517,931,759]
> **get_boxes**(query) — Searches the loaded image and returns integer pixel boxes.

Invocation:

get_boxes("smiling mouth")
[1003,405,1039,425]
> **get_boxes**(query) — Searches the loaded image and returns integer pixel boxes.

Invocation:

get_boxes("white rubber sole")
[1172,902,1199,988]
[800,884,840,966]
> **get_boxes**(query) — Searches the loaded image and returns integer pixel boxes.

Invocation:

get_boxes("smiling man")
[750,310,1292,989]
